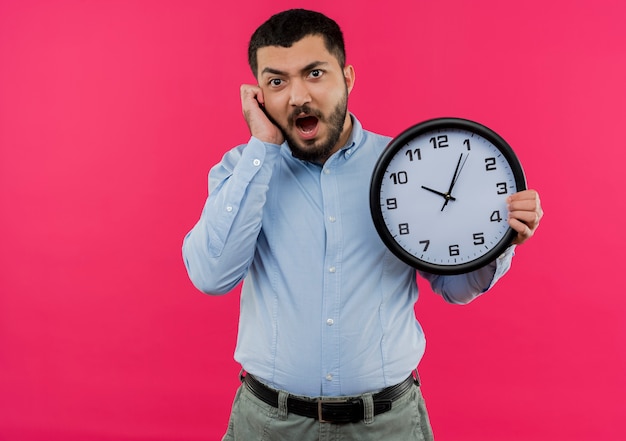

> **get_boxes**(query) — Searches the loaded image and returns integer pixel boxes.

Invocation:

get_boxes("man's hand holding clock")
[507,189,543,245]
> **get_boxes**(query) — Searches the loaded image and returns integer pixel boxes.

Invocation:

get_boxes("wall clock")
[370,117,526,275]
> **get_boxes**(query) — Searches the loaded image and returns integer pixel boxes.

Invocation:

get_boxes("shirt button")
[323,169,330,175]
[326,374,333,381]
[328,266,336,273]
[326,318,334,326]
[253,159,261,167]
[226,205,233,212]
[328,216,336,223]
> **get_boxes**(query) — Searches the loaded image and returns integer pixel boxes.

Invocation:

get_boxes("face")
[256,35,355,162]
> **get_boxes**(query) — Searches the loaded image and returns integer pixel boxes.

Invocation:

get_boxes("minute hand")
[441,153,469,211]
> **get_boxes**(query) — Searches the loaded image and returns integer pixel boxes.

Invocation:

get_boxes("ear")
[343,65,355,94]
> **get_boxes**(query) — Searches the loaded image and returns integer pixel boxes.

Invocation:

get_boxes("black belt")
[243,373,416,423]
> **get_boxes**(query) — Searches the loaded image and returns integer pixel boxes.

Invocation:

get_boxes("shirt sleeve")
[418,245,516,304]
[182,137,281,294]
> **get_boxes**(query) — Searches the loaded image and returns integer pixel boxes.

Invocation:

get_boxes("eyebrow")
[261,61,329,77]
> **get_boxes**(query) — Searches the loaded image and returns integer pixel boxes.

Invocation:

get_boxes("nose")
[288,79,311,107]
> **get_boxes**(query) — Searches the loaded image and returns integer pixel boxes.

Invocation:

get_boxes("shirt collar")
[338,113,363,160]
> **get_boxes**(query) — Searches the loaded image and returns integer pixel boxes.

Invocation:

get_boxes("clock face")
[370,118,526,275]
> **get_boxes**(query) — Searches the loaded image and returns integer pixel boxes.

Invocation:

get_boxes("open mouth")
[295,115,319,137]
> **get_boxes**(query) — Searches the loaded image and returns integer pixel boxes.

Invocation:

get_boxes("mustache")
[289,105,323,124]
[262,105,324,130]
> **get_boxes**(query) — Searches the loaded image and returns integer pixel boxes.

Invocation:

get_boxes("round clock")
[370,117,526,275]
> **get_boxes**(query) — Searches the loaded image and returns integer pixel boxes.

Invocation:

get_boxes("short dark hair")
[248,9,346,77]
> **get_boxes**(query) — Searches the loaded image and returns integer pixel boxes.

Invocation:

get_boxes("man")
[182,9,542,440]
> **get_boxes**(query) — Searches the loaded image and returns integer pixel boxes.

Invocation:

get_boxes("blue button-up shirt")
[182,115,515,397]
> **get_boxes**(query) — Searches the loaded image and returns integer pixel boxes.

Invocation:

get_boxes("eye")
[309,69,324,79]
[268,78,283,87]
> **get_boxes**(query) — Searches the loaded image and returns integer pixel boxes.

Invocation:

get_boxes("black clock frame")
[369,117,527,275]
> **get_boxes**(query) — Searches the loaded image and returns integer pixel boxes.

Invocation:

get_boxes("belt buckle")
[317,398,348,423]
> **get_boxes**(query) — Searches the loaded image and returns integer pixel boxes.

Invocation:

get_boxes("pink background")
[1,0,625,440]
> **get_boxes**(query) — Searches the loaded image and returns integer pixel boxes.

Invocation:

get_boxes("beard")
[268,89,349,163]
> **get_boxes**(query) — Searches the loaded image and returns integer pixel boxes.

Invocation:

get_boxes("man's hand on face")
[240,84,285,146]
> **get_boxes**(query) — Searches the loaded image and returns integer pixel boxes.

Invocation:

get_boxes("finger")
[509,209,541,229]
[507,189,541,208]
[507,190,543,220]
[240,85,264,120]
[255,87,265,106]
[508,200,539,214]
[508,188,540,201]
[240,84,263,107]
[508,217,533,244]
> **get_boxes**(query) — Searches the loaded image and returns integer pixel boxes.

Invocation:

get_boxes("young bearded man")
[182,9,543,440]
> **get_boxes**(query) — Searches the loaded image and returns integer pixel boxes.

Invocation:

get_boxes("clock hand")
[421,186,457,201]
[448,154,463,191]
[441,153,469,211]
[451,153,469,190]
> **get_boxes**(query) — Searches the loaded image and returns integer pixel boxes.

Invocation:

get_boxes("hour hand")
[421,186,456,201]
